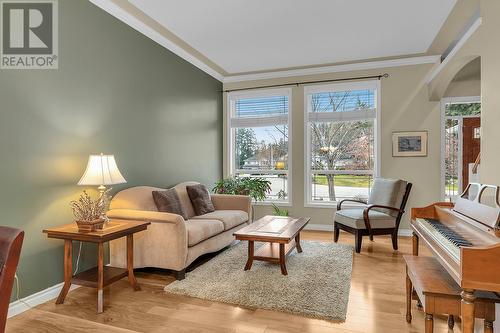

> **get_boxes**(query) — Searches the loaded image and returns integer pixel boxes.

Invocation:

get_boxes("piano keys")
[411,183,500,333]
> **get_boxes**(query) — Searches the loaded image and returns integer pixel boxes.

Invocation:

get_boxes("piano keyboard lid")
[453,183,500,229]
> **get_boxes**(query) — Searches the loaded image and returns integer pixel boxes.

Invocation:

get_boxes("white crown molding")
[426,17,482,85]
[223,56,441,83]
[89,0,225,82]
[89,1,442,85]
[8,282,80,318]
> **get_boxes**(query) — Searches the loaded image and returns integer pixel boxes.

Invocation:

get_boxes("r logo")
[2,2,53,54]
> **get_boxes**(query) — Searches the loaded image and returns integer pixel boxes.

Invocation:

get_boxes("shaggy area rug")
[164,241,353,321]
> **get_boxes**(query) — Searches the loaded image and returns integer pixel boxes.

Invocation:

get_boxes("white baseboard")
[305,223,413,237]
[304,223,334,231]
[8,282,79,318]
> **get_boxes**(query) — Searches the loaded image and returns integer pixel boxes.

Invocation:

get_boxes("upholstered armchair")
[334,178,412,253]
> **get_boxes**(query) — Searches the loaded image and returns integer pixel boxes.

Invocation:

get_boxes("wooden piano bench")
[404,255,499,333]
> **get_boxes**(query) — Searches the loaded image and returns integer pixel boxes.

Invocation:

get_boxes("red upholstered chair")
[0,227,24,333]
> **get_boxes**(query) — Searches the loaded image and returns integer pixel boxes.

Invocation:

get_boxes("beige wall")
[479,0,500,186]
[223,63,441,230]
[444,79,481,97]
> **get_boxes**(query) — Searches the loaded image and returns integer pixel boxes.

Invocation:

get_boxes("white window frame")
[440,95,481,201]
[227,87,292,205]
[303,80,381,208]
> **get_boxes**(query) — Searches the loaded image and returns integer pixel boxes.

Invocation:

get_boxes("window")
[441,97,481,201]
[227,88,291,203]
[305,81,380,206]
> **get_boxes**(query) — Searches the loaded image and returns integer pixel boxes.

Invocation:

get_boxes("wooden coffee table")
[233,215,310,275]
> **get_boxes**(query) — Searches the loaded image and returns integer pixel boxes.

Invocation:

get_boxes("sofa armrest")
[107,209,185,225]
[211,194,252,215]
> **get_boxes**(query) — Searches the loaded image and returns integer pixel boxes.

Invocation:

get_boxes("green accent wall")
[0,0,222,300]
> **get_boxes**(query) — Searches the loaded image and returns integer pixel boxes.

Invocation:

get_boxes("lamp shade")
[78,154,126,186]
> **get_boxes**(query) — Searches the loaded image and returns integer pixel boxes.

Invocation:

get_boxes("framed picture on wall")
[392,131,428,157]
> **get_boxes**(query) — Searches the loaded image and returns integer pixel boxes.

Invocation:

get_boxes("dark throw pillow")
[186,184,215,216]
[152,189,188,220]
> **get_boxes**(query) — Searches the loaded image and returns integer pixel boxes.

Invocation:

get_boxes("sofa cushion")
[173,182,199,218]
[334,209,396,229]
[185,219,224,247]
[152,189,188,220]
[191,210,248,230]
[186,184,215,216]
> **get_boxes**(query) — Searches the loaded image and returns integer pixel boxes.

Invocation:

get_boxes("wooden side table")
[43,219,149,313]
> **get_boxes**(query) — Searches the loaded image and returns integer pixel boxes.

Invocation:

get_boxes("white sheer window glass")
[227,88,292,203]
[304,81,380,206]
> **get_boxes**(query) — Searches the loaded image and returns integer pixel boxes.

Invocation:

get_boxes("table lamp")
[78,153,126,195]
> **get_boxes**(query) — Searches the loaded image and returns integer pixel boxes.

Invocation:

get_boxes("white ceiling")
[129,0,456,74]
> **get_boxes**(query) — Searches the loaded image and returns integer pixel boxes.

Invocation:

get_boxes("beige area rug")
[164,241,353,321]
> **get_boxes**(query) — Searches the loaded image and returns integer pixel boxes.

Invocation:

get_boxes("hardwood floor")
[6,231,458,332]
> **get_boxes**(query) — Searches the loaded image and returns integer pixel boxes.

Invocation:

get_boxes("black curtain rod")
[223,73,389,93]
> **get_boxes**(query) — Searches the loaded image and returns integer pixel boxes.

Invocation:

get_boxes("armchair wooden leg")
[333,223,340,242]
[391,230,398,250]
[369,234,374,241]
[354,231,362,253]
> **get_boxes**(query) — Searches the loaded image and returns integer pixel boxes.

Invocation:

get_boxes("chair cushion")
[185,219,224,247]
[191,210,248,230]
[334,209,396,229]
[152,189,188,220]
[186,184,215,216]
[368,178,407,217]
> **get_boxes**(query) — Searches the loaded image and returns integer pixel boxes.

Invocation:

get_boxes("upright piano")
[411,183,500,333]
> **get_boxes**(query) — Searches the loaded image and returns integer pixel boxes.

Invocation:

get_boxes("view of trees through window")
[307,86,376,203]
[230,92,290,202]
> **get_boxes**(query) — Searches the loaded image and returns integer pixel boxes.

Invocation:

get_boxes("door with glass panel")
[441,97,481,201]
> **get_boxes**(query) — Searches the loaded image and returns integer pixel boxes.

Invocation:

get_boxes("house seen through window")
[228,89,291,203]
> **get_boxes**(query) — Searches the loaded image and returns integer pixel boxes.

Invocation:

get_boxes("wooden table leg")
[56,240,72,304]
[484,320,494,333]
[447,315,455,329]
[127,234,140,291]
[412,233,419,256]
[244,240,254,271]
[405,268,412,323]
[279,243,287,275]
[461,289,476,333]
[295,233,302,253]
[484,302,495,333]
[97,242,104,313]
[425,313,434,333]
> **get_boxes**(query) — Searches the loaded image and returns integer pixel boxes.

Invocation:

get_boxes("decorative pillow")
[186,184,215,216]
[152,189,188,220]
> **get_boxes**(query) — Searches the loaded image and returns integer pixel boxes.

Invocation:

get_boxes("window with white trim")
[228,88,291,203]
[305,81,379,206]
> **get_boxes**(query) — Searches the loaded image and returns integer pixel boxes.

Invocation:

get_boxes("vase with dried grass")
[70,190,110,232]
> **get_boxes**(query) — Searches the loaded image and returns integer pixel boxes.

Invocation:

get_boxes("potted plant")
[70,190,110,232]
[271,203,289,216]
[212,176,271,201]
[213,177,271,221]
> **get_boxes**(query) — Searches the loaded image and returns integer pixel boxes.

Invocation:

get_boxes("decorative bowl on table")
[75,218,105,232]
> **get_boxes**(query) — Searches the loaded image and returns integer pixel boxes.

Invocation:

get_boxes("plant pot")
[75,218,105,232]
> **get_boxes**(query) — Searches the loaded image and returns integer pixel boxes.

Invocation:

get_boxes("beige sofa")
[107,181,251,279]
